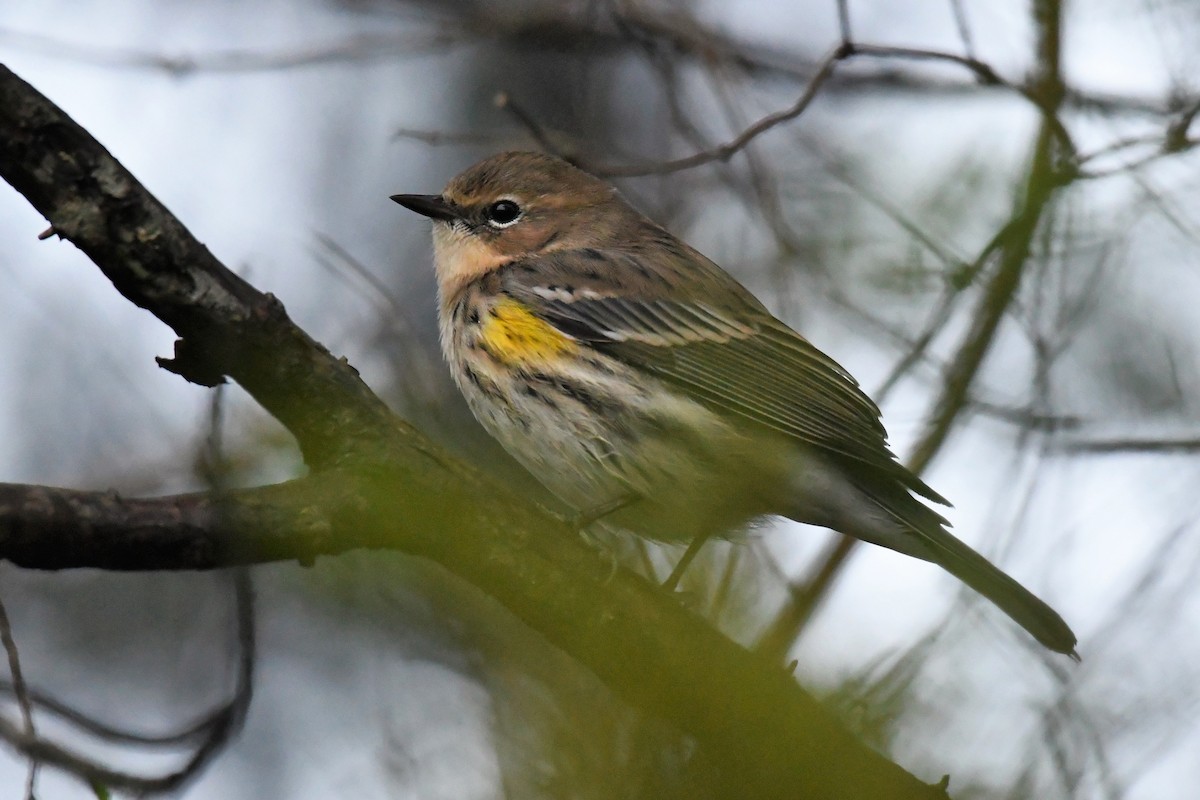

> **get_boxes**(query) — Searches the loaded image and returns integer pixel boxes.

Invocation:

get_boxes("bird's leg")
[567,493,640,532]
[569,494,641,585]
[662,532,712,592]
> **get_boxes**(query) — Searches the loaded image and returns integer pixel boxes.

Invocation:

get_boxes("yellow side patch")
[479,298,577,364]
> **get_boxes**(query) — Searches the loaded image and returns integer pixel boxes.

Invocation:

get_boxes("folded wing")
[497,248,947,505]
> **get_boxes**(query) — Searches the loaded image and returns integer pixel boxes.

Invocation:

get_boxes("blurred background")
[1,0,1199,797]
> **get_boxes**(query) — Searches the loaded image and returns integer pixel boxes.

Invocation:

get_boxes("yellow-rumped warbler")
[392,151,1077,657]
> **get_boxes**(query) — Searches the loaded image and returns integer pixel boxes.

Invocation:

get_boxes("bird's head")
[392,151,637,301]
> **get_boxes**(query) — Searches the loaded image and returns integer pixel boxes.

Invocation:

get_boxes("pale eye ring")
[485,199,522,228]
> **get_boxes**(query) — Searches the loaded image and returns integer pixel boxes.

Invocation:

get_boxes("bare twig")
[568,33,1075,179]
[592,44,849,177]
[0,27,458,74]
[0,572,254,795]
[755,534,853,661]
[1166,97,1200,151]
[1057,436,1200,454]
[0,678,235,746]
[847,43,1074,154]
[874,219,1011,403]
[0,592,37,799]
[849,43,1002,86]
[494,91,570,159]
[309,234,444,389]
[392,128,501,147]
[6,8,1185,122]
[909,0,1067,472]
[836,0,853,47]
[948,0,978,60]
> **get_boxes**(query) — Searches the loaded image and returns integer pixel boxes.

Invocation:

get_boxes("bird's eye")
[485,199,522,227]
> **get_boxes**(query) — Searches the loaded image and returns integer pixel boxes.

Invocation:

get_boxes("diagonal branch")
[0,62,425,472]
[0,470,946,800]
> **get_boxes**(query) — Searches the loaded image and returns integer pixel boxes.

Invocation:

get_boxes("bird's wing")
[496,247,947,504]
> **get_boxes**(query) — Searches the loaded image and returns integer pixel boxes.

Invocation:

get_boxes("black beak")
[390,193,461,222]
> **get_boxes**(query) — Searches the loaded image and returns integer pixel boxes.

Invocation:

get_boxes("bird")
[392,150,1078,658]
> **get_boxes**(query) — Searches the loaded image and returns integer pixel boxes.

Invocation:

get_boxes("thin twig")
[1166,97,1200,151]
[391,128,501,147]
[593,44,850,177]
[948,0,977,61]
[840,43,1002,86]
[580,38,1076,178]
[0,678,235,746]
[0,571,255,795]
[875,222,1010,401]
[0,27,458,74]
[493,91,570,160]
[1057,436,1200,454]
[909,0,1067,474]
[836,0,853,47]
[0,591,37,800]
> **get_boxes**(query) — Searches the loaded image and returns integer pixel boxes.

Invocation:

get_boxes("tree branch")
[0,62,429,471]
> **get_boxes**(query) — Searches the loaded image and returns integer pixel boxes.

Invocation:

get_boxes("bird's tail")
[866,487,1079,658]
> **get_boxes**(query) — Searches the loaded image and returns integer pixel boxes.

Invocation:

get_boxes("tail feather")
[861,487,1079,658]
[916,520,1078,658]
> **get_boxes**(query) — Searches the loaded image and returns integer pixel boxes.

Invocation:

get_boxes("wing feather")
[497,249,947,505]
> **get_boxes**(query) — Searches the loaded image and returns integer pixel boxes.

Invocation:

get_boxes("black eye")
[485,199,522,227]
